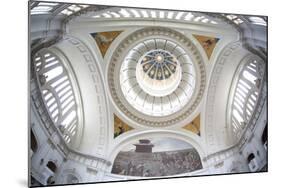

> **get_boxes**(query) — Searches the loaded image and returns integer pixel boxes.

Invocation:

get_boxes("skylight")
[130,9,141,18]
[249,16,267,26]
[31,2,59,15]
[120,9,131,17]
[184,13,194,21]
[175,12,184,20]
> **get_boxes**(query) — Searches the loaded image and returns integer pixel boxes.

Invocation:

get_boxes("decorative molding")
[205,41,242,147]
[66,37,109,155]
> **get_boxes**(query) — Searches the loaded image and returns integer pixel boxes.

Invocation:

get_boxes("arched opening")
[30,129,38,153]
[47,176,55,185]
[33,49,82,145]
[228,56,265,141]
[247,153,255,164]
[247,153,257,171]
[262,123,268,150]
[46,161,57,173]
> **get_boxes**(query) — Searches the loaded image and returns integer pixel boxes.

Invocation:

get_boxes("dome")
[120,37,197,117]
[109,27,205,125]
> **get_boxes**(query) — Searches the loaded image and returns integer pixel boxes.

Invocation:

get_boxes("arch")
[46,161,57,173]
[226,54,266,141]
[108,130,206,171]
[53,36,110,155]
[108,130,204,177]
[33,48,84,148]
[204,41,259,153]
[247,153,255,164]
[47,176,55,185]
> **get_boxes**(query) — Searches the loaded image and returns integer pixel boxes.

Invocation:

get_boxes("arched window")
[47,176,55,185]
[262,123,268,150]
[30,130,38,152]
[228,56,265,140]
[33,49,82,145]
[247,153,258,171]
[247,153,255,164]
[249,16,267,26]
[46,161,57,173]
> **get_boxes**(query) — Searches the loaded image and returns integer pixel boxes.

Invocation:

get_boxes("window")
[33,50,81,144]
[87,8,218,25]
[229,57,265,139]
[130,9,141,18]
[60,4,89,16]
[247,153,258,171]
[249,16,267,26]
[226,15,237,20]
[46,161,57,173]
[119,9,131,17]
[47,176,55,185]
[175,12,184,20]
[247,153,255,164]
[31,2,59,15]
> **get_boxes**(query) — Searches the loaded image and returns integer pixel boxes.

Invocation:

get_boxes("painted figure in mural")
[202,38,219,49]
[118,125,125,135]
[92,33,114,46]
[114,123,125,138]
